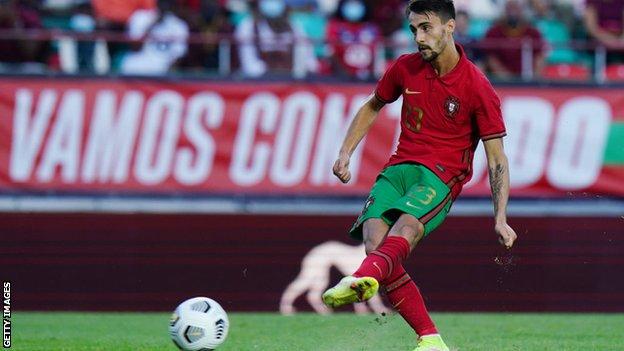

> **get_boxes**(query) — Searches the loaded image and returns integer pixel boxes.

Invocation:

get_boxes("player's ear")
[446,18,455,35]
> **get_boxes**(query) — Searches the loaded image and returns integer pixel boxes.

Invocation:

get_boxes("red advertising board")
[0,78,622,197]
[2,213,622,312]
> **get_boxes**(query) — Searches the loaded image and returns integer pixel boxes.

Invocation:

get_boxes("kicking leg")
[351,213,423,283]
[322,214,424,308]
[322,219,388,308]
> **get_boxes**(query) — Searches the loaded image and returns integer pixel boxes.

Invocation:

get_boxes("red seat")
[542,64,590,80]
[606,64,624,81]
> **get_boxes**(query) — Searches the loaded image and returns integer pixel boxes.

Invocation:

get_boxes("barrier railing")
[0,29,619,82]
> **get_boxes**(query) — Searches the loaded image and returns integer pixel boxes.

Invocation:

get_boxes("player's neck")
[430,42,460,77]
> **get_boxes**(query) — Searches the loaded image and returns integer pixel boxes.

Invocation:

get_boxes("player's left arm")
[483,137,517,249]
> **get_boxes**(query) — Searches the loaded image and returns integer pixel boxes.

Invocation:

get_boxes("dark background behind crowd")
[0,0,622,81]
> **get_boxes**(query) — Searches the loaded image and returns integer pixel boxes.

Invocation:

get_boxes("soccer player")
[321,1,518,350]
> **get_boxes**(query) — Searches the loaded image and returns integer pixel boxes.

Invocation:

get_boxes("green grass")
[10,312,624,350]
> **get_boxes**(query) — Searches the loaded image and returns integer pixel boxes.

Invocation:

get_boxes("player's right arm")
[333,95,386,183]
[334,55,404,183]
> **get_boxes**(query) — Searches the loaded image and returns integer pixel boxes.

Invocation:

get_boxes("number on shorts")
[416,186,437,205]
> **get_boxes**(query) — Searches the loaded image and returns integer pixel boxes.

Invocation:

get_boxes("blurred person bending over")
[483,0,545,79]
[583,0,624,62]
[326,0,381,79]
[235,0,318,78]
[120,0,190,75]
[321,1,517,350]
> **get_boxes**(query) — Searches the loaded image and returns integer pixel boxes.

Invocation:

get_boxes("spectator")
[325,0,381,79]
[528,0,578,65]
[235,0,318,78]
[0,0,48,72]
[483,0,546,79]
[67,2,99,72]
[370,0,405,39]
[367,0,414,60]
[583,0,624,62]
[289,1,327,59]
[179,0,234,73]
[120,0,190,75]
[454,9,483,66]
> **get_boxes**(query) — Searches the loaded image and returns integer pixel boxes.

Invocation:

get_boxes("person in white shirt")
[121,0,189,75]
[235,0,318,78]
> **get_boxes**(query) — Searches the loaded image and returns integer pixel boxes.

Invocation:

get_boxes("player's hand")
[495,222,517,249]
[332,153,351,183]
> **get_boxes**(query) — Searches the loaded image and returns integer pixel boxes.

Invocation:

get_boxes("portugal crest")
[444,95,460,119]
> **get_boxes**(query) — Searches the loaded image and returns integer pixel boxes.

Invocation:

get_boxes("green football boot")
[413,334,450,351]
[322,275,379,308]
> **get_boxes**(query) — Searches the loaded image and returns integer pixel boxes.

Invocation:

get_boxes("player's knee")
[414,221,425,237]
[394,224,424,243]
[363,231,385,254]
[363,236,382,255]
[362,219,388,255]
[389,216,425,245]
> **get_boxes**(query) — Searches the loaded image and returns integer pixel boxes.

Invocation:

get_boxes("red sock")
[353,236,411,282]
[384,265,438,336]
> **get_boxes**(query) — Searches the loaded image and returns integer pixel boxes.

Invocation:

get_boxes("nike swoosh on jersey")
[405,201,421,208]
[404,88,422,95]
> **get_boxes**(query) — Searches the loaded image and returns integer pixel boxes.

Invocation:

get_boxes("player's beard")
[419,37,448,62]
[419,46,439,62]
[418,44,440,61]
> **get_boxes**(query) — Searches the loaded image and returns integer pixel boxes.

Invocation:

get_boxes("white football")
[169,297,229,350]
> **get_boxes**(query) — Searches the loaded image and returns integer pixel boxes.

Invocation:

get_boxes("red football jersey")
[375,44,506,199]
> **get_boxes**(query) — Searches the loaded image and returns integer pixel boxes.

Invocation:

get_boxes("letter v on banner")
[9,89,58,182]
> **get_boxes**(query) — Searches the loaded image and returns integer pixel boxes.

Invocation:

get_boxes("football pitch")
[10,312,624,350]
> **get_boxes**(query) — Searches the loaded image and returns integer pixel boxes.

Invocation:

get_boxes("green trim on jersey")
[349,164,452,241]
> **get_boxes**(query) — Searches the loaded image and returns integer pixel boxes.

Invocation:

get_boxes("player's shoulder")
[464,60,496,92]
[389,53,427,73]
[394,52,425,67]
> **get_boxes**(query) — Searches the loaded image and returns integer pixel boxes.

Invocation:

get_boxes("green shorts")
[349,163,453,241]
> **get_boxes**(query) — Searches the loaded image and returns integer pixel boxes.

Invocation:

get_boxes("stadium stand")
[0,0,618,81]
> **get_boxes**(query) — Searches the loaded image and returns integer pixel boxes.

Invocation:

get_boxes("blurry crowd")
[1,0,623,81]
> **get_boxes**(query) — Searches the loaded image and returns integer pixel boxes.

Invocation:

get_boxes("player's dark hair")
[406,0,456,23]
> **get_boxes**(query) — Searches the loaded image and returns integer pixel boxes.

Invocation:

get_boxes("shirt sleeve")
[474,76,506,141]
[374,56,403,104]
